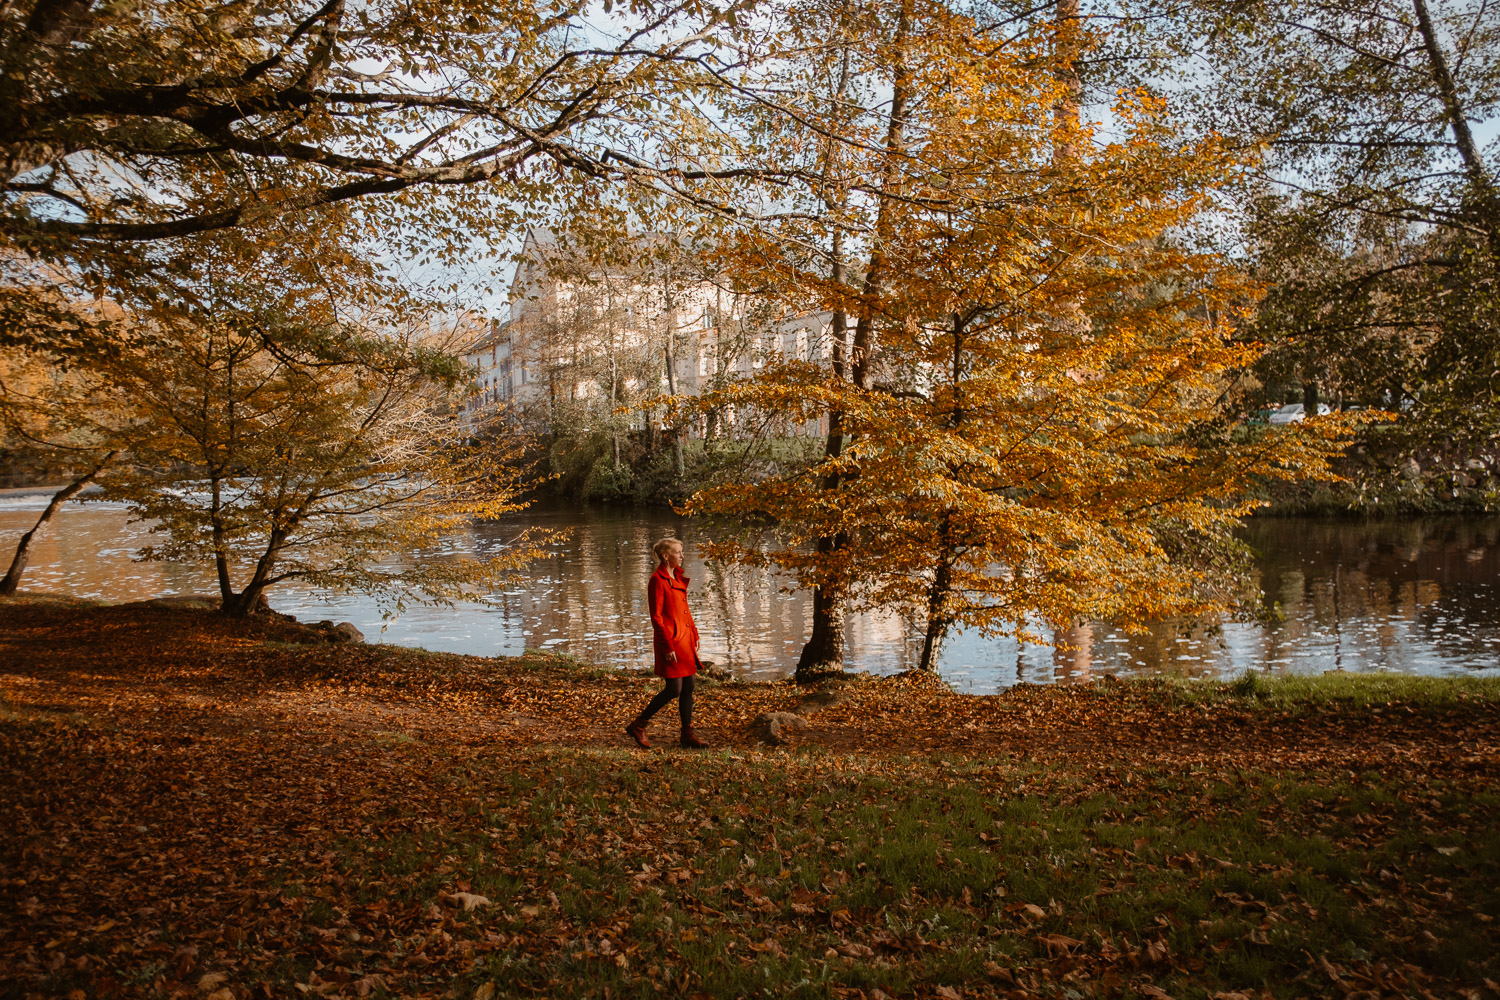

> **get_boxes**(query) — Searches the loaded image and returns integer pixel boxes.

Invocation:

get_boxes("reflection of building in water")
[8,503,1500,688]
[513,514,661,663]
[846,608,912,669]
[698,559,813,677]
[1052,625,1093,684]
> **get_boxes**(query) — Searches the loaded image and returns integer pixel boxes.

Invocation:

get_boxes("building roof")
[512,227,707,291]
[460,318,510,358]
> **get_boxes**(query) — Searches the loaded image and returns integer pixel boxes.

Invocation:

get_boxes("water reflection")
[2,494,1496,692]
[459,507,912,681]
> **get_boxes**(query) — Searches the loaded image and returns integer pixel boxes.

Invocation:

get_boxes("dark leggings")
[638,675,695,728]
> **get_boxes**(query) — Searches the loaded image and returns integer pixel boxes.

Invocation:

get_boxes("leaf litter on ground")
[1,596,1497,999]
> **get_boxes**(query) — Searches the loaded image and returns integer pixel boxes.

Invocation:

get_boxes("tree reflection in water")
[2,497,1497,693]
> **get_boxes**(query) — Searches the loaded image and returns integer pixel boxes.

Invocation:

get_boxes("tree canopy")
[681,1,1361,672]
[1,0,761,247]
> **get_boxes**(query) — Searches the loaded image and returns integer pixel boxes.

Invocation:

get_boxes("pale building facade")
[462,230,834,437]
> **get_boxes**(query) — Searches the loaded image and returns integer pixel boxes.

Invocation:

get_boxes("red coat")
[648,565,700,678]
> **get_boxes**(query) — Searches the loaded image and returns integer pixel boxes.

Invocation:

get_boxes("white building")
[462,229,834,437]
[462,318,518,411]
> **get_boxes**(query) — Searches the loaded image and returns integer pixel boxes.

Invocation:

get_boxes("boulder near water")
[332,622,365,644]
[697,658,731,681]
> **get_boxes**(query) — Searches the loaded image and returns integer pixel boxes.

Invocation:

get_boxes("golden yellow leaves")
[687,8,1349,658]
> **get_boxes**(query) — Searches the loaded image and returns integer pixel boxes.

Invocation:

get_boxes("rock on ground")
[750,711,809,746]
[697,659,732,681]
[333,622,365,643]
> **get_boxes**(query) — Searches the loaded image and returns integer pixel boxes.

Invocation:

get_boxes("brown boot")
[625,719,652,749]
[680,727,708,749]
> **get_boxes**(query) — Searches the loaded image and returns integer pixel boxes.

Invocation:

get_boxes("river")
[2,494,1497,691]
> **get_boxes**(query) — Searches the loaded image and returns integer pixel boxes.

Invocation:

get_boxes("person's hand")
[666,650,677,663]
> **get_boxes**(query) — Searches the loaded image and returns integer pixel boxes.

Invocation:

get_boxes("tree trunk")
[221,528,287,616]
[610,353,622,470]
[917,317,968,673]
[797,214,853,679]
[663,343,685,479]
[795,6,910,681]
[210,475,235,606]
[222,589,274,617]
[663,283,687,479]
[1053,0,1083,161]
[917,559,953,673]
[0,453,114,597]
[1303,380,1320,415]
[1411,0,1500,251]
[795,566,847,678]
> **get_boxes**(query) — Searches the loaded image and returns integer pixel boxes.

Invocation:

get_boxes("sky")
[387,1,1500,320]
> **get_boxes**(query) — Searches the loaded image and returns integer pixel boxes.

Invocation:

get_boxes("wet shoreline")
[3,499,1498,691]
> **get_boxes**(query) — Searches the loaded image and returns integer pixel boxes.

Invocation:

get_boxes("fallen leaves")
[447,892,492,911]
[1035,933,1084,957]
[196,972,228,991]
[982,960,1015,983]
[1,600,1497,999]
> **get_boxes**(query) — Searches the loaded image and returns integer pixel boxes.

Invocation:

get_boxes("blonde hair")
[653,537,683,567]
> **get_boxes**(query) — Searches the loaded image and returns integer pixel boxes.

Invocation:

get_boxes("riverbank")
[2,596,1497,999]
[528,431,1500,516]
[8,495,1500,688]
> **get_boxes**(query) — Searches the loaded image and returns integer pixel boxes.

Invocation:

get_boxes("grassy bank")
[1,597,1497,999]
[322,749,1497,1000]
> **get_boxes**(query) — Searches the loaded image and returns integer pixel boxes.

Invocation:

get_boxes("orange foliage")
[686,5,1364,663]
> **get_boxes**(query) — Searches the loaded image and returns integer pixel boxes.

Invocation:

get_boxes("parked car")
[1267,402,1333,424]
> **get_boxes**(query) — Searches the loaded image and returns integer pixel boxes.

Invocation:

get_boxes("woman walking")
[626,537,708,749]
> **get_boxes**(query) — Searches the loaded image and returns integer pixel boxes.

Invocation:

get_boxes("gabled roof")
[510,227,706,297]
[460,318,510,358]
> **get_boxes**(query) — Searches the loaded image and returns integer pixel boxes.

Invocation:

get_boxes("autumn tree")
[1,0,766,245]
[0,0,791,431]
[0,331,130,595]
[86,228,539,617]
[685,1,1358,676]
[682,0,916,675]
[1103,0,1499,460]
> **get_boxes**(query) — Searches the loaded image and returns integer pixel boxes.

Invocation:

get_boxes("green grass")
[316,748,1499,999]
[1141,670,1500,708]
[2,591,105,608]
